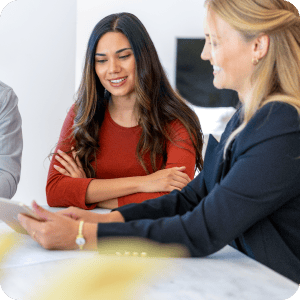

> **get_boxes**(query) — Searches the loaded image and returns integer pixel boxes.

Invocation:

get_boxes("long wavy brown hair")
[71,12,203,178]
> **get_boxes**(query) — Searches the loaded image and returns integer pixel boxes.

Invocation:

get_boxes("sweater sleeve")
[117,120,196,206]
[0,86,22,199]
[46,105,97,209]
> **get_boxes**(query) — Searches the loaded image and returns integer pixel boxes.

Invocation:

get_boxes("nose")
[108,58,121,74]
[201,41,211,61]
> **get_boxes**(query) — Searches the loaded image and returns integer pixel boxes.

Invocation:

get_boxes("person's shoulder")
[0,80,12,92]
[69,103,76,115]
[251,101,299,131]
[0,81,15,101]
[169,118,184,129]
[0,81,19,113]
[64,103,76,120]
[58,103,76,130]
[236,101,300,149]
[257,101,297,116]
[168,118,189,137]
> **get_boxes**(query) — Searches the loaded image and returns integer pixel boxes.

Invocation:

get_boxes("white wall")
[76,0,206,88]
[0,0,208,207]
[0,0,77,205]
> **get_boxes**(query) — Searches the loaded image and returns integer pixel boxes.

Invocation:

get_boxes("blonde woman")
[19,0,300,283]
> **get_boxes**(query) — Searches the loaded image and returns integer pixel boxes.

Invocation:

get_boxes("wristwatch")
[76,220,86,250]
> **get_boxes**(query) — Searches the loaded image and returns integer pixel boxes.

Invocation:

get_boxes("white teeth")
[110,78,126,83]
[213,66,222,72]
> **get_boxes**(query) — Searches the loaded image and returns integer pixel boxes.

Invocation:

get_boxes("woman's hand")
[56,206,124,223]
[56,206,107,223]
[139,166,191,193]
[54,148,87,178]
[17,201,98,250]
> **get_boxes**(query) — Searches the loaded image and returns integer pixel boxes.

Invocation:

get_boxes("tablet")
[0,198,43,234]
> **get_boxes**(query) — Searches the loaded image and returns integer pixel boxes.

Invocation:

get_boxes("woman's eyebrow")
[95,47,132,56]
[115,47,132,54]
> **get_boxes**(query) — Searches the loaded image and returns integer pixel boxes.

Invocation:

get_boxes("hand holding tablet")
[0,198,44,234]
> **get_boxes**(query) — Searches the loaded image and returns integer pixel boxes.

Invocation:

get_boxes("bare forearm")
[85,211,125,223]
[90,210,125,223]
[83,211,125,249]
[85,177,142,204]
[85,166,191,205]
[82,222,98,250]
[107,211,125,223]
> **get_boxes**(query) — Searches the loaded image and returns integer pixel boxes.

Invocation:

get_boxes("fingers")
[163,167,192,191]
[71,147,84,169]
[162,183,182,192]
[31,201,53,221]
[158,177,187,192]
[168,178,187,190]
[53,164,71,176]
[17,201,54,241]
[75,157,85,176]
[60,212,80,220]
[56,207,81,220]
[174,170,191,183]
[56,149,78,175]
[74,156,86,178]
[167,167,191,183]
[175,166,186,171]
[55,149,86,178]
[174,176,189,187]
[18,202,81,250]
[18,212,44,240]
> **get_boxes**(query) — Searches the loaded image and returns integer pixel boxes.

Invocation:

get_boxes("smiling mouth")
[213,66,222,73]
[109,77,127,84]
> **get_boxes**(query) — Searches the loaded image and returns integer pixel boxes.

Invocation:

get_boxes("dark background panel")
[176,38,239,107]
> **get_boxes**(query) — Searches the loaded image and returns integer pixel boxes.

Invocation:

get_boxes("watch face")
[76,237,86,246]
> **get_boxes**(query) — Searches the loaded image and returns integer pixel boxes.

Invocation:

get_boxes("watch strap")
[76,220,86,250]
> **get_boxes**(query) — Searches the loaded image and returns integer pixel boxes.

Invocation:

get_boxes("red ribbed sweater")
[46,105,196,209]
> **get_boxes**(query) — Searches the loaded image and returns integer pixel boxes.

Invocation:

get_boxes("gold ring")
[32,231,36,239]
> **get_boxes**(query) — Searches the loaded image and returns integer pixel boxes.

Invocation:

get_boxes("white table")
[0,207,298,300]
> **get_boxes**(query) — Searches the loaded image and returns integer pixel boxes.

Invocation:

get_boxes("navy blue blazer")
[98,102,300,283]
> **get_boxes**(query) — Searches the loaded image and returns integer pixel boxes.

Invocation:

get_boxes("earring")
[252,58,259,65]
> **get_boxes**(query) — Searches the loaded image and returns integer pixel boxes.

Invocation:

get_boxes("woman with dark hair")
[20,0,300,284]
[46,13,204,209]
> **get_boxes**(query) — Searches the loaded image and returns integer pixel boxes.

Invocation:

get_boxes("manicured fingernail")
[57,149,63,153]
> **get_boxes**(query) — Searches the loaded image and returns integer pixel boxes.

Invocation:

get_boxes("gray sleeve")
[0,85,23,199]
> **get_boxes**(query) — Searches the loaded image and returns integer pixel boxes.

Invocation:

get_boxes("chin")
[213,78,232,90]
[110,92,132,98]
[213,80,224,90]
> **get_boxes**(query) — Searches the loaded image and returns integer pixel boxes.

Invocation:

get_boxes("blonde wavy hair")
[205,0,300,156]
